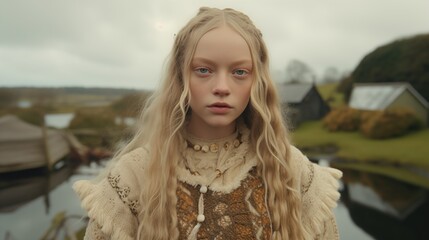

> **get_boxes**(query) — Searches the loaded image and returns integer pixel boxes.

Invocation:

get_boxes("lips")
[208,102,232,108]
[207,102,232,114]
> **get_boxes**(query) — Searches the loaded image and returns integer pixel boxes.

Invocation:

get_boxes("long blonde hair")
[112,7,305,239]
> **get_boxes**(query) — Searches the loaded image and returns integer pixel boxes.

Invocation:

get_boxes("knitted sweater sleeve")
[73,147,148,240]
[290,146,342,240]
[84,218,108,240]
[319,213,340,239]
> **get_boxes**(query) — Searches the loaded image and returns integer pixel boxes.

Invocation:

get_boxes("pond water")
[1,161,427,239]
[45,113,75,129]
[337,167,429,240]
[0,163,95,239]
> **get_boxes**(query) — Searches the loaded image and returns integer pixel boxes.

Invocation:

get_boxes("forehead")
[192,26,252,64]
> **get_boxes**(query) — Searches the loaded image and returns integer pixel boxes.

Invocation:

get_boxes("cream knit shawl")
[73,134,342,239]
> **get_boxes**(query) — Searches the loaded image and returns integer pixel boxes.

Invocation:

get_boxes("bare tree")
[322,67,340,83]
[285,59,315,83]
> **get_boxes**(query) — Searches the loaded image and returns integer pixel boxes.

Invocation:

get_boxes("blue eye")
[198,68,209,74]
[234,69,247,75]
[194,67,212,76]
[233,69,249,78]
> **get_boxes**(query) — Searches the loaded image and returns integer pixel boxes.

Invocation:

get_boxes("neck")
[186,122,236,140]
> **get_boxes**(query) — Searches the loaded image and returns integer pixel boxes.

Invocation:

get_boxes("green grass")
[316,82,337,98]
[316,83,345,108]
[291,121,429,170]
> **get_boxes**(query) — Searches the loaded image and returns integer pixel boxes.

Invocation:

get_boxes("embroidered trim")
[301,161,314,195]
[176,168,272,239]
[107,173,140,216]
[178,125,258,193]
[330,215,340,239]
[92,220,106,240]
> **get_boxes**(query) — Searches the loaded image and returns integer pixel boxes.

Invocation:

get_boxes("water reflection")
[339,168,429,240]
[0,162,100,240]
[0,165,74,214]
[2,160,427,240]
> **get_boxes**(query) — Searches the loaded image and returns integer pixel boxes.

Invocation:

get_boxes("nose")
[212,72,230,97]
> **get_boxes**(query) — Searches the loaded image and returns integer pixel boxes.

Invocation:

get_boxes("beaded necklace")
[182,131,245,240]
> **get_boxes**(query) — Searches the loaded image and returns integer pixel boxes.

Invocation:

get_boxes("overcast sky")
[0,0,428,90]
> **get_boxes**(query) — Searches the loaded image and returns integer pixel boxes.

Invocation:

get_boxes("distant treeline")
[0,86,154,110]
[1,86,140,97]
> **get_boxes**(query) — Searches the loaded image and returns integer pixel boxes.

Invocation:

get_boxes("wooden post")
[41,113,53,171]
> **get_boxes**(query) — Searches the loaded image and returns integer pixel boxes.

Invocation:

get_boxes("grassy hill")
[291,120,429,187]
[316,82,345,108]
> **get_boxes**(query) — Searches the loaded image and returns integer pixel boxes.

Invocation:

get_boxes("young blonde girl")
[74,7,342,240]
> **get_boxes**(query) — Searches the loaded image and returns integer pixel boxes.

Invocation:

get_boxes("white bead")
[200,185,208,193]
[201,145,209,153]
[193,144,201,151]
[197,214,205,222]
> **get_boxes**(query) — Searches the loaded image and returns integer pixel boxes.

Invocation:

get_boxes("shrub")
[69,107,116,130]
[323,107,361,131]
[360,108,421,139]
[68,108,120,148]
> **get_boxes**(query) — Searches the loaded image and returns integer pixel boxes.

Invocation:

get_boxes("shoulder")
[289,145,342,237]
[288,145,342,195]
[72,147,149,239]
[101,147,149,203]
[108,147,149,183]
[106,146,149,207]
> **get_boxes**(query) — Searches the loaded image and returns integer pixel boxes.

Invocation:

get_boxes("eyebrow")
[192,57,252,66]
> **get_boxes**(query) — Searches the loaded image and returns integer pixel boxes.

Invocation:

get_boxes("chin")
[206,119,236,128]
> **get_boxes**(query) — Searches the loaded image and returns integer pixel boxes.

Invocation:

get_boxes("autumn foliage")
[323,107,421,139]
[323,107,360,131]
[360,109,421,139]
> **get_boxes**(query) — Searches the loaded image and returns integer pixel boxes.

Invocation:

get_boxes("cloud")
[0,0,428,89]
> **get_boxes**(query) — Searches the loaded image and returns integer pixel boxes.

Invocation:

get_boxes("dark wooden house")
[277,83,330,128]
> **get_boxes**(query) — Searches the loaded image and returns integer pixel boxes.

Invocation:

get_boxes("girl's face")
[187,25,253,139]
